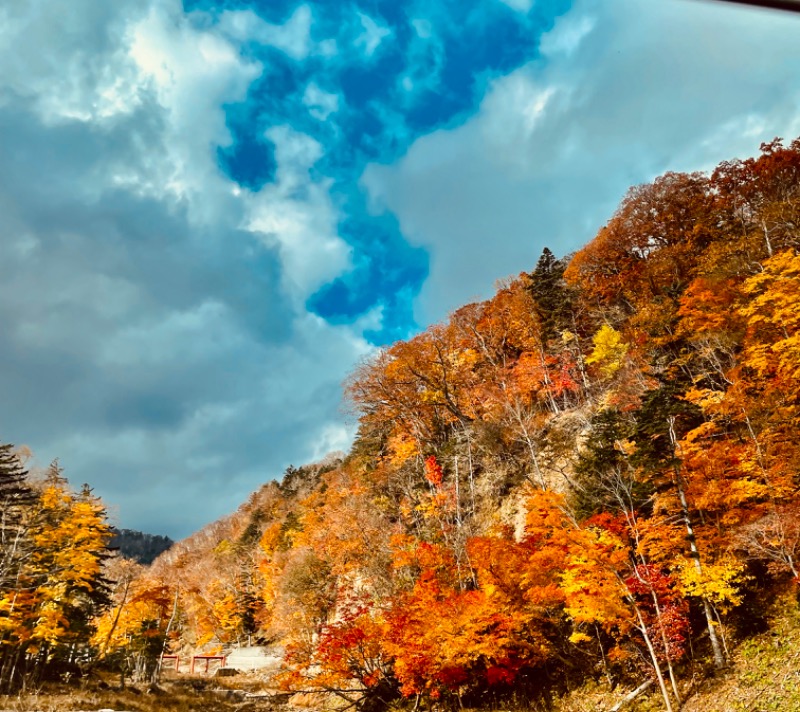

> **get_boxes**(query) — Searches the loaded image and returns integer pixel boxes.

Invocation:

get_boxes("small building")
[225,646,282,672]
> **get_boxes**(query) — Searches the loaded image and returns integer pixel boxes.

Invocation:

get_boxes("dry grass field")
[0,674,285,712]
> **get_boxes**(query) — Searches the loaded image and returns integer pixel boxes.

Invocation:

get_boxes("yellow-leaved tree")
[1,460,112,692]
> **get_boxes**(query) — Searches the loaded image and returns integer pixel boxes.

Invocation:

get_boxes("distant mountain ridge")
[109,528,174,565]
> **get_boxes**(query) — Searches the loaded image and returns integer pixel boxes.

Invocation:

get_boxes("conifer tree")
[527,247,575,344]
[0,443,34,591]
[0,444,36,692]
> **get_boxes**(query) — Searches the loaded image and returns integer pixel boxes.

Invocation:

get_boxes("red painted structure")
[191,654,226,674]
[160,654,180,671]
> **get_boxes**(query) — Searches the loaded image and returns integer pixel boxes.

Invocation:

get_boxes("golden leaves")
[585,325,629,380]
[676,557,747,614]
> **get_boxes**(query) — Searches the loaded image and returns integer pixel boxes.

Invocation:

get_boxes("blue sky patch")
[204,0,555,344]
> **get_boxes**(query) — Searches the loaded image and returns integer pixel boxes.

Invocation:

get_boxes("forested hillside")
[2,138,799,710]
[92,136,796,711]
[109,529,174,566]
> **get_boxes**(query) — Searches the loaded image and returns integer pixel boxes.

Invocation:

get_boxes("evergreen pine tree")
[573,409,652,519]
[0,443,34,589]
[527,247,576,343]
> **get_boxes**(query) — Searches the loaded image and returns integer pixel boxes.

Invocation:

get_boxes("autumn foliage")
[0,457,112,692]
[5,137,800,709]
[140,137,800,711]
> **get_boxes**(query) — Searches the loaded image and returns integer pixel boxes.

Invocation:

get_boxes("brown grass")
[0,674,283,712]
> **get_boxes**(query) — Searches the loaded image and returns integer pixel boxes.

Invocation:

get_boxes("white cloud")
[499,0,533,13]
[355,12,391,58]
[0,0,148,123]
[0,0,367,538]
[539,12,595,58]
[217,5,313,61]
[411,18,433,39]
[364,0,800,324]
[317,38,338,57]
[480,74,556,155]
[127,5,261,208]
[397,17,445,101]
[246,125,352,299]
[303,81,340,120]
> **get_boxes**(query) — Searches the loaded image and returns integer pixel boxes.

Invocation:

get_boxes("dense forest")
[1,138,799,710]
[109,529,174,566]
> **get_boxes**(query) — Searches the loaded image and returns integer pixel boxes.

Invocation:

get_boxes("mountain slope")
[96,137,800,711]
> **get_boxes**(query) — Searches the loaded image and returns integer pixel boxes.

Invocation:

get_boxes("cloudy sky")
[0,0,798,538]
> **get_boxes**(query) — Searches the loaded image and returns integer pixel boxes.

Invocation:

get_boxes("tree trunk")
[668,416,726,669]
[648,584,682,704]
[153,588,180,684]
[633,604,673,712]
[675,473,726,669]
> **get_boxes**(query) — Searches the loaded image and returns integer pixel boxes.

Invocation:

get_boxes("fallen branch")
[609,679,654,712]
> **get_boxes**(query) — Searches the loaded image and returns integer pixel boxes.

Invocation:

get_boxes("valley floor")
[0,676,283,712]
[4,595,800,712]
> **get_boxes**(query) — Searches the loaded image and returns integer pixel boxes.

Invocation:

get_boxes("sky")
[0,0,798,539]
